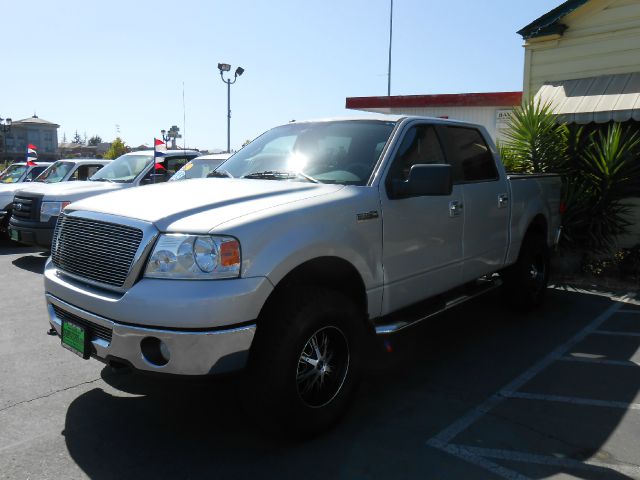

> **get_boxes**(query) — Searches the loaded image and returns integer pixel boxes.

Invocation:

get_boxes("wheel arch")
[258,256,369,325]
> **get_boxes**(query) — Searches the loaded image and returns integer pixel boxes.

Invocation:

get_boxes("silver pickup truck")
[44,116,561,434]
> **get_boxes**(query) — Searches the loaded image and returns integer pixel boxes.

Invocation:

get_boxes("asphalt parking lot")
[1,238,639,480]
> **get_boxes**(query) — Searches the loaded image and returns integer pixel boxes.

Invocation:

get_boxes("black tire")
[501,234,550,310]
[247,287,366,437]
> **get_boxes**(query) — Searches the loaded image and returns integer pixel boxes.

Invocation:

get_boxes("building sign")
[496,109,513,129]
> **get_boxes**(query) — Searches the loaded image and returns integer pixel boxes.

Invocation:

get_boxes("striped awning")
[535,72,640,124]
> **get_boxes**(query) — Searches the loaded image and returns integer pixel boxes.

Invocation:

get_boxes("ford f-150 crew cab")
[0,161,52,233]
[9,149,199,248]
[1,159,108,237]
[44,116,561,434]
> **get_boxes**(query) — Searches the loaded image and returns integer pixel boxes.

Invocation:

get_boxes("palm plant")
[566,123,640,252]
[499,98,568,173]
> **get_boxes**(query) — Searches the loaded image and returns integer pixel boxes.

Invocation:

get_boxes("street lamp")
[0,117,11,134]
[0,117,11,162]
[217,62,244,153]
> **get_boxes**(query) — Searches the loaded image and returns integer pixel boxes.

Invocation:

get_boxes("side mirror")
[390,164,453,198]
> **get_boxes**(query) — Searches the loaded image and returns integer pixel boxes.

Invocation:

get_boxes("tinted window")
[72,164,104,181]
[387,125,445,182]
[446,127,498,183]
[26,166,47,181]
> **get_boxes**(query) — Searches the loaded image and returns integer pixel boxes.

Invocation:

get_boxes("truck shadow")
[0,237,39,256]
[62,289,638,479]
[11,253,48,273]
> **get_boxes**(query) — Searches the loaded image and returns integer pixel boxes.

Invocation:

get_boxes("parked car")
[0,159,109,235]
[44,116,561,435]
[169,153,232,181]
[0,161,53,234]
[8,149,199,248]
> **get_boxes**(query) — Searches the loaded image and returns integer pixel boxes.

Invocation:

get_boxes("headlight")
[145,234,241,279]
[40,201,70,222]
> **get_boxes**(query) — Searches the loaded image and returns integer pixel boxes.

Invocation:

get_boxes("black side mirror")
[390,164,453,198]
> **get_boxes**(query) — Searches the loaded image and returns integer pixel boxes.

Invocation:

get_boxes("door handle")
[498,194,509,209]
[449,200,463,217]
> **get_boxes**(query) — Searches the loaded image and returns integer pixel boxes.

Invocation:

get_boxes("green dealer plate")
[61,321,89,359]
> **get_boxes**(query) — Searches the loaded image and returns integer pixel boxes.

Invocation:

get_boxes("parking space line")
[559,356,640,367]
[426,294,633,479]
[594,330,640,338]
[505,391,640,410]
[457,445,640,478]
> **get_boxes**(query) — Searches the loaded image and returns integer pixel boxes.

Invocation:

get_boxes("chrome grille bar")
[52,213,144,288]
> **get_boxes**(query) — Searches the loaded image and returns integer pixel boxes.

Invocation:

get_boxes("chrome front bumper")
[47,294,256,376]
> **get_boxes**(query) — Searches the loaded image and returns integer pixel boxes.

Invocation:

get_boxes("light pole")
[217,63,244,153]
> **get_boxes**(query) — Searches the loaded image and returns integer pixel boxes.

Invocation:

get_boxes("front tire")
[247,287,365,437]
[501,234,550,310]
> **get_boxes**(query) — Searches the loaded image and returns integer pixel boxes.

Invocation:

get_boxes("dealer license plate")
[9,229,19,242]
[61,321,89,359]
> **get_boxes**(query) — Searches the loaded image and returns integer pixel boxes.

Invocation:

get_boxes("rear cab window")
[444,126,498,183]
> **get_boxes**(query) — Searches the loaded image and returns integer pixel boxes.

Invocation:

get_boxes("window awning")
[534,73,640,124]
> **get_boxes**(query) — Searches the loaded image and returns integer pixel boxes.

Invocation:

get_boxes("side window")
[387,125,445,182]
[73,164,104,180]
[446,127,498,183]
[26,167,46,181]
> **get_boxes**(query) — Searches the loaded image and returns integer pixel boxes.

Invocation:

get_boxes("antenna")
[182,81,186,151]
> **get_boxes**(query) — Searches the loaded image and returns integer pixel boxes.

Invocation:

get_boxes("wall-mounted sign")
[496,109,513,129]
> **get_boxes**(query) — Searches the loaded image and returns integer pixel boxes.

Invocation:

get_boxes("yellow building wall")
[524,0,640,98]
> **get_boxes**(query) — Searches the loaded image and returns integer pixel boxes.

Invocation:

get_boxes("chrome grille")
[52,304,112,343]
[51,214,143,288]
[13,194,40,220]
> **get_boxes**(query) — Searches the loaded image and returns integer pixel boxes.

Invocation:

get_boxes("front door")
[379,122,464,315]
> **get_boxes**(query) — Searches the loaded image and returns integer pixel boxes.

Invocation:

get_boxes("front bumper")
[47,294,257,376]
[44,259,274,375]
[8,216,55,248]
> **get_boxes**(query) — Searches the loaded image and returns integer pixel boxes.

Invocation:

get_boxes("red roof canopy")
[346,92,522,110]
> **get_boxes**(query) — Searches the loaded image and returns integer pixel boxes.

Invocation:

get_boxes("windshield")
[170,158,227,181]
[219,120,396,185]
[90,154,151,183]
[34,161,74,183]
[0,165,27,184]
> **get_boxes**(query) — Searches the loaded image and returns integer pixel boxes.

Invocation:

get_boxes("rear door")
[442,126,509,281]
[379,122,464,314]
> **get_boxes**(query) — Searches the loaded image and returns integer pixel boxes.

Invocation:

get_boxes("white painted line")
[505,391,640,410]
[427,299,626,447]
[438,444,530,480]
[559,356,640,367]
[459,445,640,478]
[594,330,640,338]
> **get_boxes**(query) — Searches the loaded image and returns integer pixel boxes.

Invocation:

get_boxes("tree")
[103,137,128,159]
[72,130,83,145]
[88,135,102,146]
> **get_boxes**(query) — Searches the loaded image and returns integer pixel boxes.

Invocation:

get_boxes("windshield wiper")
[92,178,114,183]
[242,170,318,183]
[207,170,234,178]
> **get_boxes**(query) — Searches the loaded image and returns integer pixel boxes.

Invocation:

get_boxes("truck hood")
[0,182,37,194]
[14,180,122,200]
[68,178,344,231]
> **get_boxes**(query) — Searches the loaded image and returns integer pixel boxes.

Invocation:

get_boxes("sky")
[3,0,562,152]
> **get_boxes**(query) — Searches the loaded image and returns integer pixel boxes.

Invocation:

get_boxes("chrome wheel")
[296,326,350,408]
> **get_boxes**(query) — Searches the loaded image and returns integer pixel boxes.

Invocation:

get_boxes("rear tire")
[501,234,550,310]
[247,287,366,438]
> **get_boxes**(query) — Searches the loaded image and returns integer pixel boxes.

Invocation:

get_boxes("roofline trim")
[345,92,523,110]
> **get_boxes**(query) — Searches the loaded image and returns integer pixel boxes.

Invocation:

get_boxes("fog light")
[140,337,170,366]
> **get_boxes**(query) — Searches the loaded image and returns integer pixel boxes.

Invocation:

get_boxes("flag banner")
[26,144,38,165]
[154,162,166,171]
[154,138,167,162]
